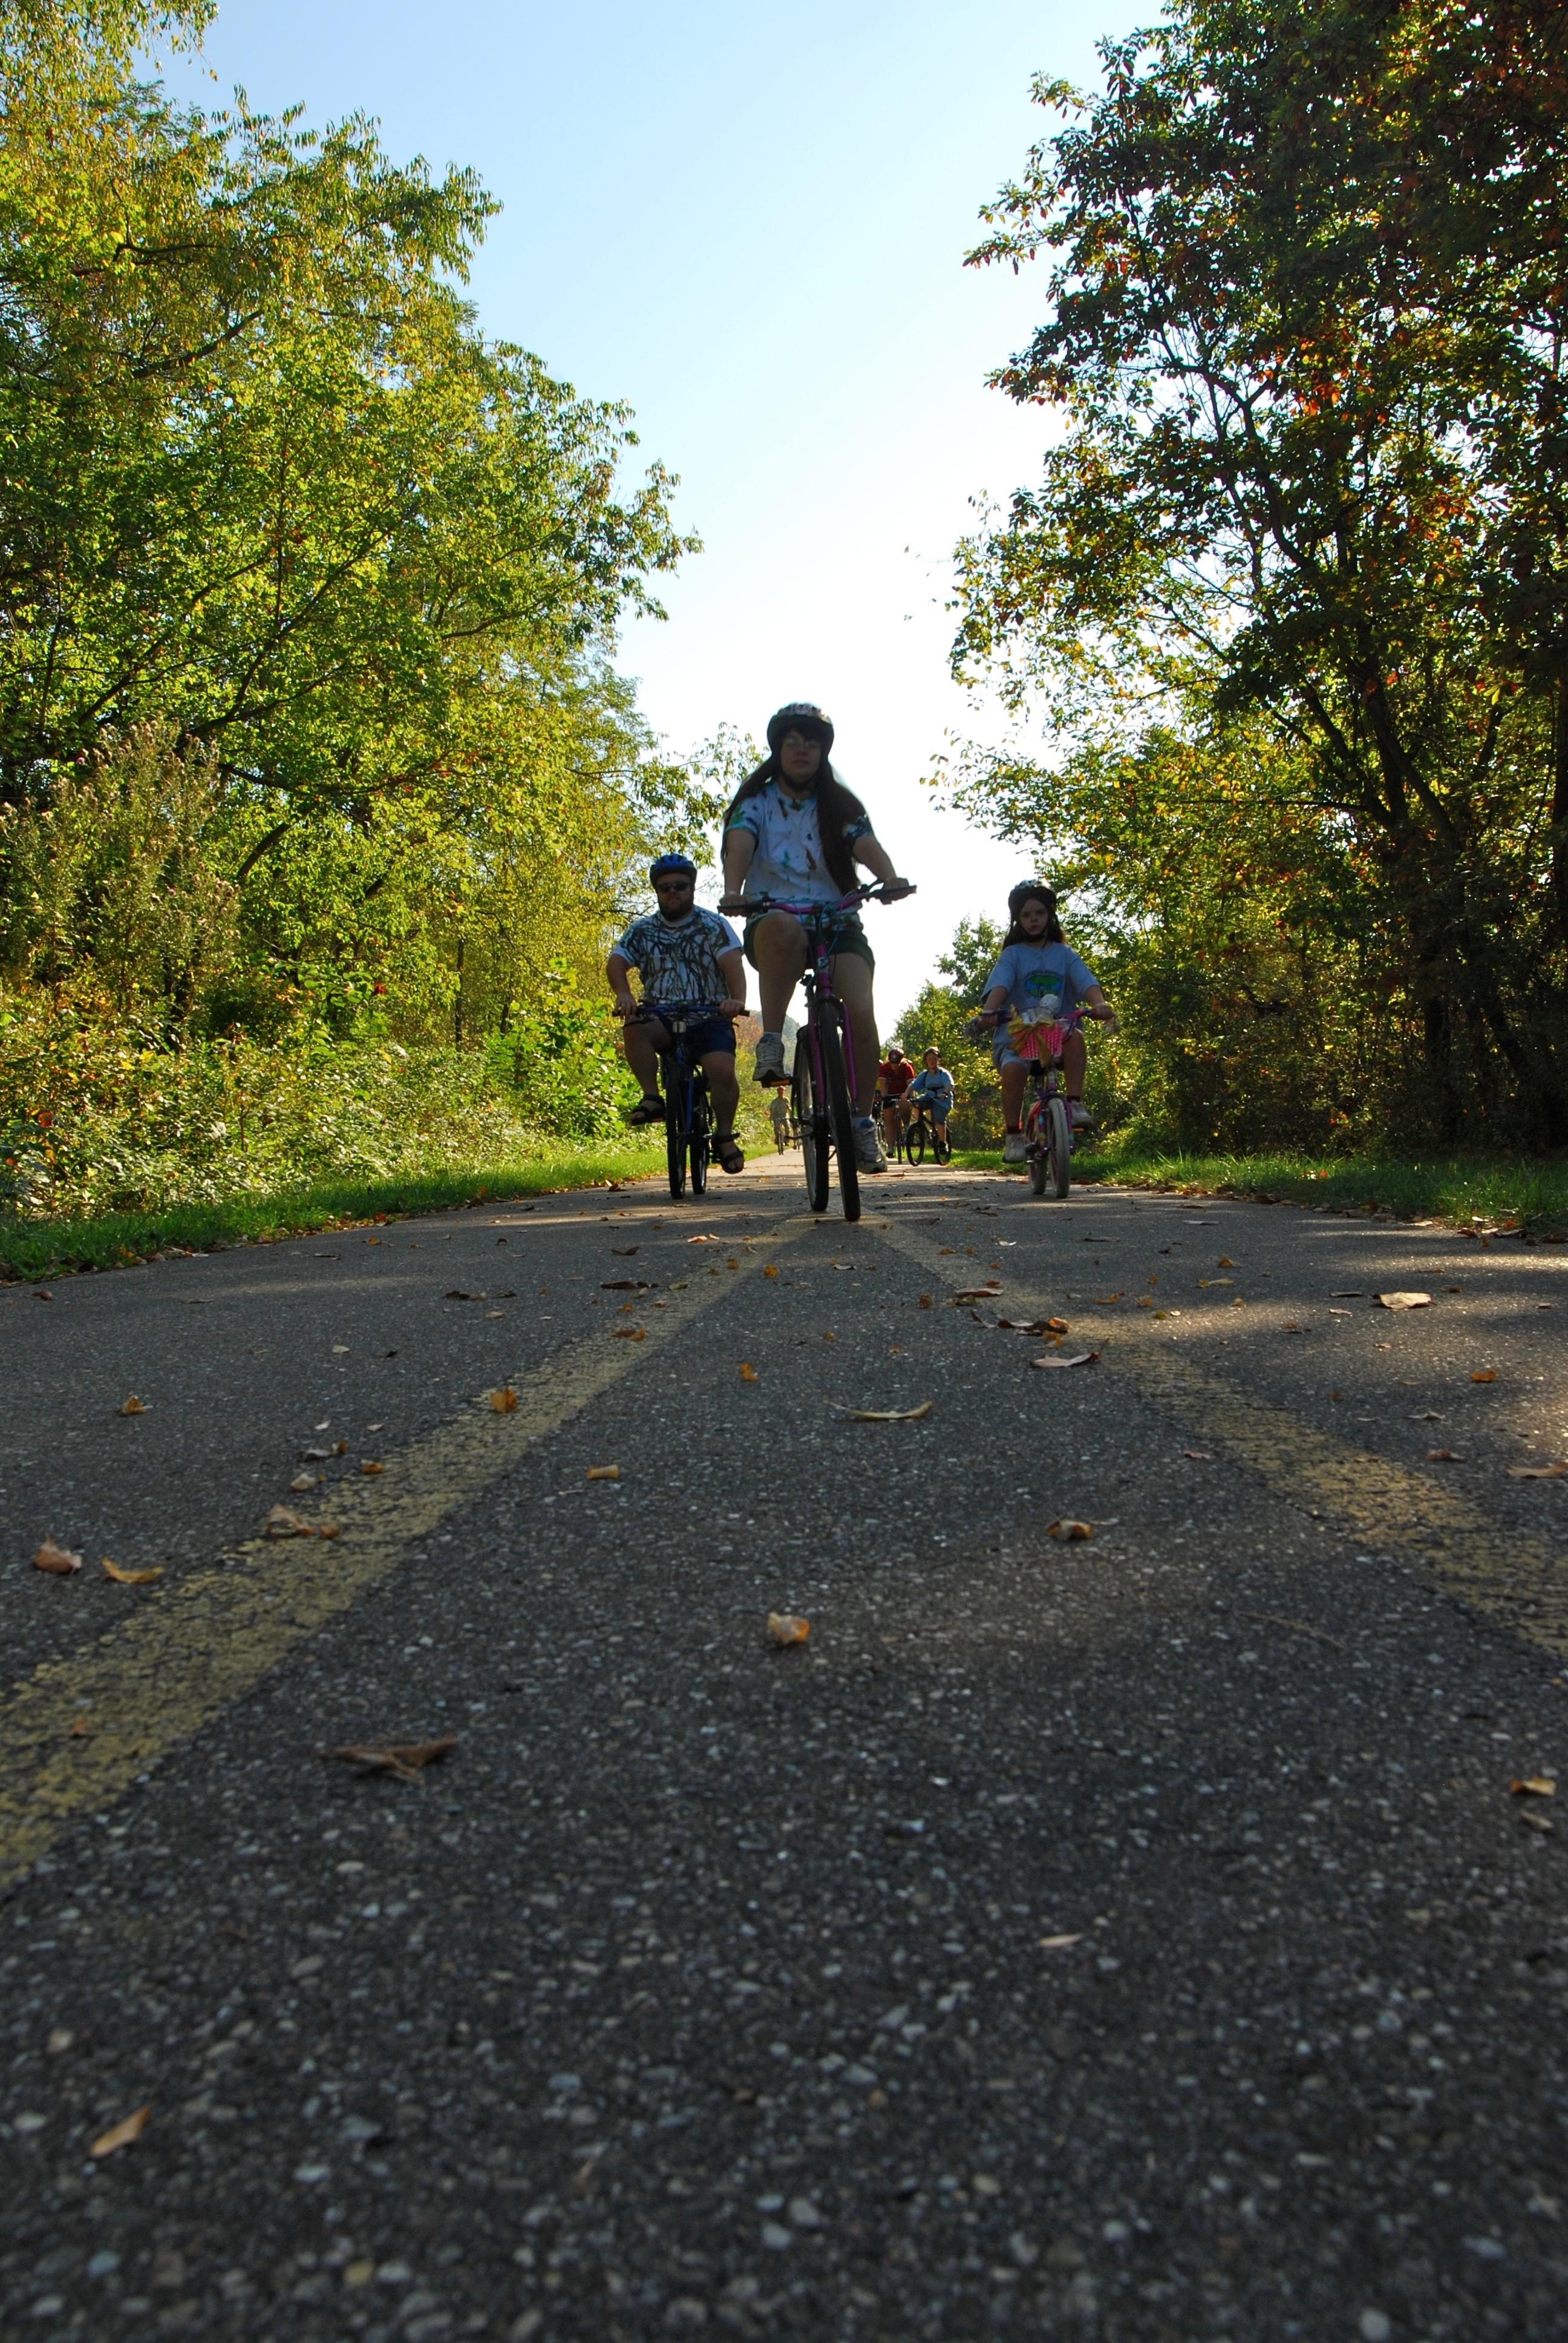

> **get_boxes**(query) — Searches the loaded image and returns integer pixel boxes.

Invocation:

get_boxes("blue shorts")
[648,1008,734,1060]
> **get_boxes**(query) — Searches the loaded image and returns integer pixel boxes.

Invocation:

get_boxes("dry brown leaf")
[829,1400,933,1422]
[601,1278,647,1291]
[289,1472,319,1493]
[117,1395,146,1416]
[1520,1809,1555,1833]
[1037,1933,1084,1951]
[328,1734,457,1782]
[69,1717,88,1738]
[33,1538,82,1575]
[1183,1449,1211,1460]
[264,1504,311,1537]
[1093,1293,1123,1305]
[1426,1448,1462,1462]
[1047,1519,1093,1541]
[739,1362,759,1382]
[1197,1277,1232,1288]
[1217,1256,1234,1268]
[101,1557,163,1585]
[586,1464,619,1481]
[90,2105,150,2158]
[763,1264,779,1279]
[1510,1776,1557,1797]
[1378,1291,1432,1311]
[1033,1350,1099,1371]
[1508,1461,1568,1479]
[613,1326,647,1342]
[489,1386,518,1413]
[952,1285,1003,1301]
[316,1522,341,1539]
[918,1294,933,1308]
[1471,1369,1498,1383]
[360,1459,384,1476]
[767,1612,810,1647]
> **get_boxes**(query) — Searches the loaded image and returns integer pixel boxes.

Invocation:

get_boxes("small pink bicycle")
[1014,1007,1083,1199]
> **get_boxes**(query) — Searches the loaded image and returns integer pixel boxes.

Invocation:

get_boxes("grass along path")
[949,1142,1568,1236]
[0,1138,663,1282]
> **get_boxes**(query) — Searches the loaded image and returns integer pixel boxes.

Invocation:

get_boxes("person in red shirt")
[876,1047,916,1156]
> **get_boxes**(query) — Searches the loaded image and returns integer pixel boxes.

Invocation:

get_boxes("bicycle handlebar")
[724,881,915,918]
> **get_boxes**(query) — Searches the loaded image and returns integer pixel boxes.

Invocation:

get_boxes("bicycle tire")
[794,1031,829,1213]
[1025,1106,1048,1196]
[820,1005,861,1223]
[906,1116,926,1165]
[665,1063,688,1201]
[690,1077,710,1196]
[1046,1094,1072,1199]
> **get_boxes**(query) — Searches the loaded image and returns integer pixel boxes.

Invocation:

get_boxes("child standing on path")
[976,883,1117,1162]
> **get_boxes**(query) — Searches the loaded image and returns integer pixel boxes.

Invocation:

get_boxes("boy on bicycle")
[907,1046,955,1143]
[606,853,748,1175]
[976,882,1117,1163]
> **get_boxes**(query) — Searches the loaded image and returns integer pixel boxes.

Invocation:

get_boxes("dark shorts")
[742,911,875,974]
[647,1008,735,1060]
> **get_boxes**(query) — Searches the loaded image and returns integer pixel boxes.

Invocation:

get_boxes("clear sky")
[160,1,1140,1020]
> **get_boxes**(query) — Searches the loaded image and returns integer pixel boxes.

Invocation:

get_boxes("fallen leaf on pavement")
[33,1286,52,1300]
[586,1464,619,1480]
[90,2106,150,2158]
[1508,1462,1568,1478]
[1412,1411,1443,1421]
[1520,1809,1555,1833]
[1510,1776,1557,1797]
[601,1279,649,1291]
[612,1247,639,1256]
[33,1539,82,1575]
[1471,1369,1498,1383]
[1426,1449,1462,1462]
[1047,1519,1093,1541]
[739,1363,759,1381]
[327,1734,457,1782]
[1183,1449,1211,1460]
[360,1460,384,1475]
[1093,1293,1123,1305]
[489,1386,518,1412]
[828,1400,933,1421]
[1217,1256,1234,1268]
[612,1326,646,1341]
[1331,1291,1366,1299]
[117,1395,146,1416]
[289,1472,319,1493]
[918,1294,933,1308]
[767,1612,810,1646]
[1037,1933,1084,1951]
[685,1234,721,1244]
[101,1558,163,1585]
[1197,1277,1232,1288]
[953,1285,1003,1301]
[263,1505,332,1539]
[763,1264,779,1279]
[1033,1351,1099,1371]
[1378,1291,1432,1310]
[70,1717,88,1737]
[299,1444,334,1460]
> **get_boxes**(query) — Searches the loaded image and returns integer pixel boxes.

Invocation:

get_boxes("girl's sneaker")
[1003,1130,1027,1163]
[852,1118,887,1173]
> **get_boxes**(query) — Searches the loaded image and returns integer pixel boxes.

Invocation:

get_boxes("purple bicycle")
[742,883,910,1222]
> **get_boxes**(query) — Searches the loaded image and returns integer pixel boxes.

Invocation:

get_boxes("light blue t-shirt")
[909,1066,955,1110]
[982,940,1097,1023]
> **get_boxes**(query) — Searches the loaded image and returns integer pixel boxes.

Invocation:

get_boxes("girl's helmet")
[766,702,834,755]
[649,852,697,884]
[1007,879,1056,917]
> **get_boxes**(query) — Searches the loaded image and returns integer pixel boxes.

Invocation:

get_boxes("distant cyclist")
[606,854,748,1175]
[907,1047,955,1145]
[975,881,1117,1162]
[768,1087,792,1152]
[718,703,913,1176]
[876,1045,916,1157]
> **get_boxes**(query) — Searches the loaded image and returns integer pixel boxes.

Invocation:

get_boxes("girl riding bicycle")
[718,703,913,1175]
[976,882,1117,1162]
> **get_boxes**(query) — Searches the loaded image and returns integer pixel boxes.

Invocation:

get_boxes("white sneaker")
[753,1033,788,1085]
[852,1120,887,1173]
[1068,1101,1094,1130]
[1002,1130,1027,1164]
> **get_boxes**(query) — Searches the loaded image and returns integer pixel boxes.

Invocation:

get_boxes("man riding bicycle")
[768,1087,792,1152]
[606,854,748,1175]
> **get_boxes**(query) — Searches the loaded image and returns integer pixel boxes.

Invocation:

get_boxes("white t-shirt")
[727,779,874,908]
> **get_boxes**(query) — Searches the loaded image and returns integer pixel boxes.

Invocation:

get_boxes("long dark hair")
[1002,886,1065,949]
[724,753,869,896]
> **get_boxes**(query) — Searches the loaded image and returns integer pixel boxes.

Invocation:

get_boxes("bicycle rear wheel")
[794,1032,829,1213]
[1045,1094,1072,1199]
[906,1115,926,1165]
[664,1058,688,1201]
[689,1077,710,1196]
[820,1005,861,1223]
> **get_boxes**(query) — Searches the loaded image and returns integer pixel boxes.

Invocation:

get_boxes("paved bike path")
[2,1163,1566,2342]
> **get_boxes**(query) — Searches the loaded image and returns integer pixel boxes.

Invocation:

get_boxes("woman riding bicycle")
[976,882,1117,1162]
[718,703,913,1175]
[606,853,748,1175]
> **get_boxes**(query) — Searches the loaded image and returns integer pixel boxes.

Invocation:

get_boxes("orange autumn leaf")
[33,1538,82,1575]
[101,1558,163,1585]
[767,1611,809,1647]
[90,2105,150,2158]
[489,1385,518,1412]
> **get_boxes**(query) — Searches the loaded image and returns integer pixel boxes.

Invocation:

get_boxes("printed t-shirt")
[727,779,874,908]
[909,1066,955,1111]
[614,906,741,1005]
[982,940,1097,1025]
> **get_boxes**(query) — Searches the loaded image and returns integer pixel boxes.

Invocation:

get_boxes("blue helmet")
[649,852,697,885]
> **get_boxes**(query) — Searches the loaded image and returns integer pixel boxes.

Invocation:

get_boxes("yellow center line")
[874,1211,1568,1659]
[0,1208,815,1889]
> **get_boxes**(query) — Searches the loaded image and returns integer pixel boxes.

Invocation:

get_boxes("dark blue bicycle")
[628,1003,727,1201]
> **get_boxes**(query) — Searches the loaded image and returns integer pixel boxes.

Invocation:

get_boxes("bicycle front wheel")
[933,1125,951,1165]
[906,1115,926,1165]
[1045,1094,1072,1200]
[1025,1106,1048,1197]
[665,1070,688,1201]
[820,1006,861,1224]
[794,1035,830,1213]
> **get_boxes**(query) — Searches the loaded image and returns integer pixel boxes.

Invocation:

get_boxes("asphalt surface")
[3,1154,1567,2343]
